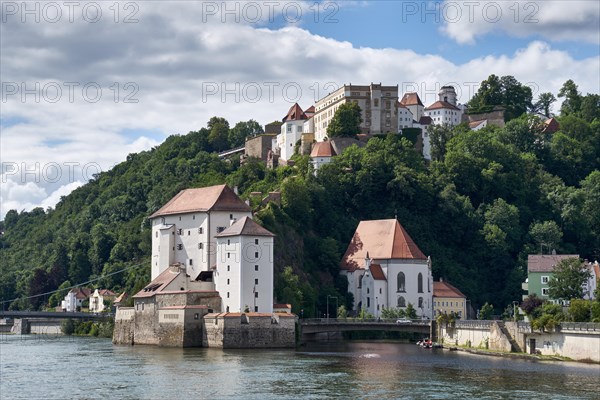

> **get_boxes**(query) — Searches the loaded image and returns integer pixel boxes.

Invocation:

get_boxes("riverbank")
[441,344,600,364]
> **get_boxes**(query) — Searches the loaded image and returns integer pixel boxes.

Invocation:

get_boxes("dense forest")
[1,77,599,316]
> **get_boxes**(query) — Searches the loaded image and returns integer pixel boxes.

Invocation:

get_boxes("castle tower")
[439,86,457,106]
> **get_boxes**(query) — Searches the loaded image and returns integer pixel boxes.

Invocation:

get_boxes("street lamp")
[327,295,338,321]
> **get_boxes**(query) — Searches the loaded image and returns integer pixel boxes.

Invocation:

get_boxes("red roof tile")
[150,184,250,218]
[400,92,423,107]
[340,219,427,271]
[282,103,307,122]
[418,116,432,125]
[527,254,579,273]
[469,120,486,129]
[433,281,466,298]
[370,263,386,280]
[425,100,460,111]
[543,117,560,134]
[133,266,183,298]
[215,216,275,238]
[310,141,337,157]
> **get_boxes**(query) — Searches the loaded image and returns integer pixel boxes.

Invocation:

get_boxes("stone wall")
[203,313,296,348]
[525,324,600,362]
[439,320,493,349]
[113,307,135,345]
[245,135,275,161]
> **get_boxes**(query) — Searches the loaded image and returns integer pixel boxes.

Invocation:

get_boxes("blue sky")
[1,0,599,218]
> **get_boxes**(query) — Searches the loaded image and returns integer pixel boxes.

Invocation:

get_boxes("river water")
[1,335,598,399]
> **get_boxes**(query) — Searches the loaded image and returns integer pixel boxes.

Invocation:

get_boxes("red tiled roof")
[133,267,183,298]
[543,117,560,134]
[282,103,307,122]
[418,116,432,125]
[527,254,579,273]
[310,141,337,157]
[397,101,408,109]
[425,100,460,111]
[98,289,116,297]
[469,120,486,129]
[304,105,315,114]
[273,303,292,309]
[370,263,386,281]
[433,281,465,298]
[340,219,427,271]
[400,92,423,107]
[215,216,275,238]
[150,184,251,218]
[114,292,128,303]
[70,287,92,300]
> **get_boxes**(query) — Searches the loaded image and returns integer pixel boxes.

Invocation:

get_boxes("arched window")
[418,273,423,293]
[397,272,406,292]
[418,297,423,308]
[397,296,406,308]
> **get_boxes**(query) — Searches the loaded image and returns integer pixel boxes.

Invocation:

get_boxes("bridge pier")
[11,318,30,335]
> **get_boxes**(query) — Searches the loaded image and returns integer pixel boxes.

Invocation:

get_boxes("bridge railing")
[300,318,430,326]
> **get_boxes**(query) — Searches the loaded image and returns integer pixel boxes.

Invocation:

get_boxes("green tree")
[405,303,418,319]
[558,79,581,116]
[326,102,362,138]
[568,299,591,322]
[533,92,556,118]
[228,119,263,148]
[479,302,494,320]
[467,74,533,121]
[521,294,543,317]
[208,122,230,152]
[529,220,563,252]
[547,257,590,301]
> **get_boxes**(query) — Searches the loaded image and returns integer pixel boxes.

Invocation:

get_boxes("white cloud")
[1,2,598,219]
[441,1,600,45]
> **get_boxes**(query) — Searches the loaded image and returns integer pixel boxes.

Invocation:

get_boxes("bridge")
[0,311,111,320]
[299,318,435,342]
[0,311,112,335]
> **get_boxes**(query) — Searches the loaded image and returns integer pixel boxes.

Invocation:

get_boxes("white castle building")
[148,184,275,313]
[340,219,433,319]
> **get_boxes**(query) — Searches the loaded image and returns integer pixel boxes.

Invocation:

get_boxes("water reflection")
[1,336,598,399]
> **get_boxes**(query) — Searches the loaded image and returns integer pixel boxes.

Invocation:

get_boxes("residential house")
[340,219,433,319]
[61,287,92,312]
[89,289,116,313]
[583,260,599,300]
[310,141,337,173]
[433,279,467,319]
[523,254,580,301]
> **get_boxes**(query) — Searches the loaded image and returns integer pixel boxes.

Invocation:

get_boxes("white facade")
[214,219,274,313]
[277,120,304,161]
[314,83,399,142]
[359,259,433,319]
[151,210,252,281]
[424,107,463,126]
[397,106,414,130]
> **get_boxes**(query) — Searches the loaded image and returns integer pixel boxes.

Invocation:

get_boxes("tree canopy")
[326,102,362,138]
[548,258,591,301]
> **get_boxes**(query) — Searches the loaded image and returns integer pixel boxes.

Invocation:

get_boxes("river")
[1,335,598,399]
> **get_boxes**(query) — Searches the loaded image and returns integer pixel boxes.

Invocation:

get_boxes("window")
[177,229,182,235]
[227,253,230,259]
[255,278,258,285]
[255,306,258,312]
[418,273,423,293]
[397,296,406,308]
[379,288,382,294]
[230,214,233,219]
[542,288,550,296]
[541,276,549,284]
[254,251,259,259]
[155,232,158,238]
[367,297,370,307]
[227,279,230,285]
[189,259,193,266]
[227,239,230,245]
[188,230,191,236]
[397,272,406,292]
[418,297,423,308]
[198,227,203,234]
[177,244,183,250]
[198,243,203,249]
[227,265,230,272]
[255,239,259,245]
[227,292,230,298]
[216,227,225,233]
[226,306,229,312]
[367,287,370,294]
[255,292,258,298]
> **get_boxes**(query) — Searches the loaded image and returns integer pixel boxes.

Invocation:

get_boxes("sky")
[1,0,599,219]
